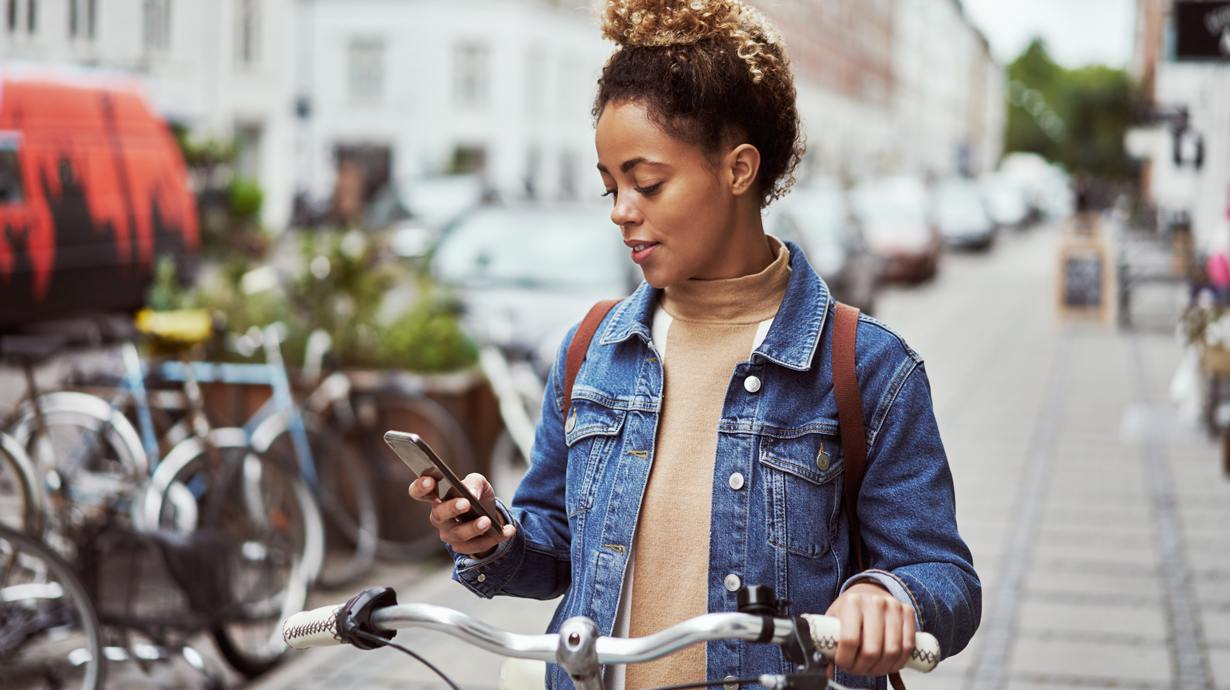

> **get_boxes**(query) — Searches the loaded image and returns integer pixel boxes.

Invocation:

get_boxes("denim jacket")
[450,242,980,689]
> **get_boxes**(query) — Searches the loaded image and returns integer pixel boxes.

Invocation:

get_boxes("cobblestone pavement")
[102,222,1228,689]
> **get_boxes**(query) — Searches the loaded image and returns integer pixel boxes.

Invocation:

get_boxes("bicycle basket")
[77,519,237,633]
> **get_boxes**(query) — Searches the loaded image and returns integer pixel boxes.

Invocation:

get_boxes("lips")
[629,241,660,265]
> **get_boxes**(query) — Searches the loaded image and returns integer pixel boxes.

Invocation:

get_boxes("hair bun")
[602,0,779,47]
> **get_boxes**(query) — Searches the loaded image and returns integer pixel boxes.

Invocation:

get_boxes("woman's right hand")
[408,472,516,557]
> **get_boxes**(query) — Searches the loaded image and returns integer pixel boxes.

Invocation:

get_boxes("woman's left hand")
[824,581,917,677]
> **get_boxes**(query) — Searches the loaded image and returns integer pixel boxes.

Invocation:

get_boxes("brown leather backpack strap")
[562,299,621,423]
[832,302,868,570]
[832,302,909,690]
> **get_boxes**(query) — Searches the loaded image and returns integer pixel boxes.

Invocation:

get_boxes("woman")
[410,1,980,688]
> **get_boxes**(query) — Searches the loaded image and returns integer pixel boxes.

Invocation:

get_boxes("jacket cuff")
[840,569,924,630]
[449,500,522,598]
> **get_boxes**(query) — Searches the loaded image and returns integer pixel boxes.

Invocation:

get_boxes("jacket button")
[723,676,739,690]
[743,376,762,393]
[728,472,745,490]
[723,573,741,592]
[565,411,576,433]
[477,573,487,583]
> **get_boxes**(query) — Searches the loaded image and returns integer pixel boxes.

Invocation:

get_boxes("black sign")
[1063,251,1103,310]
[1175,1,1230,60]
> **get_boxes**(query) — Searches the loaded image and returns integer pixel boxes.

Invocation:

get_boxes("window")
[143,0,171,52]
[235,0,260,65]
[453,42,490,110]
[0,140,25,206]
[525,46,545,117]
[6,0,16,33]
[68,0,96,39]
[25,0,34,33]
[347,37,385,105]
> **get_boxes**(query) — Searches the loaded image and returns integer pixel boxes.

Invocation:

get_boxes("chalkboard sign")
[1057,238,1109,320]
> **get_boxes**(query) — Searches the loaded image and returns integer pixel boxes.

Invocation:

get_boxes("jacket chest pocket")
[758,431,844,558]
[564,399,625,517]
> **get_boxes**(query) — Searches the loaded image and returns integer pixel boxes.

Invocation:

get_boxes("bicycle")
[0,522,106,690]
[281,584,940,690]
[4,315,325,678]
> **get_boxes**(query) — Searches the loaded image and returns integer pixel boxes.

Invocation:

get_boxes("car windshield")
[433,207,626,289]
[933,181,986,225]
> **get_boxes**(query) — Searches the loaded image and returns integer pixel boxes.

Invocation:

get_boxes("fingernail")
[477,518,490,529]
[423,477,433,488]
[456,499,468,511]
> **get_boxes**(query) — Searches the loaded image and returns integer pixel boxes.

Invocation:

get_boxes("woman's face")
[595,100,747,288]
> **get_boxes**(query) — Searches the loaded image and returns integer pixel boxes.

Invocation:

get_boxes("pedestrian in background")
[410,1,980,688]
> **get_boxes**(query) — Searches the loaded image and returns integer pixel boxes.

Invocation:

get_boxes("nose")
[610,194,641,228]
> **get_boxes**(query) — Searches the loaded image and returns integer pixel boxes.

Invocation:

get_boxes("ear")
[725,143,761,197]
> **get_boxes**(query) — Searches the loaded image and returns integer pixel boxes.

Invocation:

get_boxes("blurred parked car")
[851,176,940,283]
[430,204,640,368]
[388,174,487,259]
[979,173,1031,229]
[767,181,881,314]
[930,177,996,250]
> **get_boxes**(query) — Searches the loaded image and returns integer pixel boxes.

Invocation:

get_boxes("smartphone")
[384,430,506,539]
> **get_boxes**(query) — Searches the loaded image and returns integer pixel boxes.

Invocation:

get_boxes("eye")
[601,189,616,199]
[635,182,663,196]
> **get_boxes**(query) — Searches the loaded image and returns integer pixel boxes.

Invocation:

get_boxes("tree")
[1004,38,1138,180]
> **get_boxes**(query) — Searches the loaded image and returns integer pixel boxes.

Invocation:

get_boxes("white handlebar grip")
[800,614,941,673]
[282,605,343,649]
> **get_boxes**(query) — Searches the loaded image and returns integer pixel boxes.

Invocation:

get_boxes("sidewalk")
[243,224,1229,690]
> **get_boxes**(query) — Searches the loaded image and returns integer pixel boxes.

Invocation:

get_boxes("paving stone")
[1006,636,1171,685]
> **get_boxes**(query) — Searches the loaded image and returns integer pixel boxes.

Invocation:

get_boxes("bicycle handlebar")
[282,600,941,674]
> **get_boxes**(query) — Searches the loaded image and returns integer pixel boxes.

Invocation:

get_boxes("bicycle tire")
[0,432,44,536]
[258,415,379,589]
[0,523,106,690]
[343,390,477,561]
[488,429,530,506]
[142,430,322,677]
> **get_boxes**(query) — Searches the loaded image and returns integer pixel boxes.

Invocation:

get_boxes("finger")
[429,497,472,527]
[448,528,509,556]
[872,602,903,677]
[463,473,492,501]
[900,605,917,671]
[408,476,441,503]
[445,523,516,556]
[834,595,863,671]
[851,597,885,676]
[439,514,496,544]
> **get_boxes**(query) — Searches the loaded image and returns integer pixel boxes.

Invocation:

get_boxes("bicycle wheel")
[9,392,148,534]
[142,430,322,677]
[344,389,477,561]
[0,433,44,536]
[0,523,105,690]
[488,429,530,505]
[260,416,379,589]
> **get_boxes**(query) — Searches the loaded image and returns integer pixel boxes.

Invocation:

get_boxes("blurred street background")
[2,1,1230,689]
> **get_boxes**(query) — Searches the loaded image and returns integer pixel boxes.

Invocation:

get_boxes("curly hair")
[593,0,805,206]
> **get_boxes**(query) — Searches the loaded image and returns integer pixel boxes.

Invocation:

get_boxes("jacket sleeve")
[847,362,982,660]
[450,326,576,600]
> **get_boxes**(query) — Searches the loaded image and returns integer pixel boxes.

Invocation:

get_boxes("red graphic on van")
[0,74,198,327]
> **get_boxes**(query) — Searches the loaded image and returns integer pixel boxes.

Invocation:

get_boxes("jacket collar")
[599,240,831,371]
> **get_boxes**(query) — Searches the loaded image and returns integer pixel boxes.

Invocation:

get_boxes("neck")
[692,199,773,281]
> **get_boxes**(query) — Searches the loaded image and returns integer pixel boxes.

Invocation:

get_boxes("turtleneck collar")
[661,235,791,324]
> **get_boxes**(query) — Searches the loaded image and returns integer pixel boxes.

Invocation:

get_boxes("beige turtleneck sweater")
[621,237,791,690]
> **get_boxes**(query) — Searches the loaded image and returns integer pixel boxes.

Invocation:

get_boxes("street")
[112,220,1229,689]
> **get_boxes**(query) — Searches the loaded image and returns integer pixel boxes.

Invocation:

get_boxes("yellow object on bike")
[134,308,213,345]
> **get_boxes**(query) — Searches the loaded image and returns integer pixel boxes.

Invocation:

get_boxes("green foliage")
[374,286,478,373]
[1005,38,1139,179]
[146,255,198,311]
[228,177,265,221]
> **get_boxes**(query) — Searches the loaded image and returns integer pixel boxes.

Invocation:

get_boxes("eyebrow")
[596,157,668,175]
